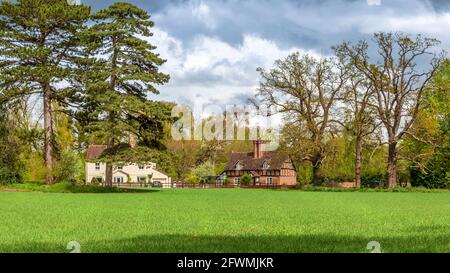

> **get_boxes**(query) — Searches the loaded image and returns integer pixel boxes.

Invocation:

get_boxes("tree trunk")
[387,141,398,188]
[43,84,54,184]
[354,135,362,188]
[312,162,321,186]
[104,136,114,188]
[104,41,118,189]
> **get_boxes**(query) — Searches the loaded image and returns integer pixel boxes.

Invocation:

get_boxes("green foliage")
[186,174,200,184]
[406,60,450,189]
[410,146,450,189]
[189,161,216,183]
[79,2,170,142]
[21,152,47,182]
[0,0,92,182]
[54,149,84,184]
[361,173,385,188]
[240,173,253,185]
[0,108,23,184]
[317,136,354,182]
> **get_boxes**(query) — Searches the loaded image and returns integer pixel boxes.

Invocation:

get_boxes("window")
[113,177,124,183]
[95,163,101,171]
[117,166,123,170]
[263,161,270,170]
[267,177,273,185]
[234,177,240,185]
[138,165,145,170]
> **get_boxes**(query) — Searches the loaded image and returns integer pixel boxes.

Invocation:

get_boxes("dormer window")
[235,161,243,170]
[263,161,270,170]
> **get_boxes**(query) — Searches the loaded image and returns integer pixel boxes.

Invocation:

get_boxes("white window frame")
[234,177,240,185]
[114,177,124,183]
[95,162,101,171]
[267,177,273,185]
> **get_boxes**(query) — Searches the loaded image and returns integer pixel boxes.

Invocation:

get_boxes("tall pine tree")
[0,0,90,184]
[85,2,169,187]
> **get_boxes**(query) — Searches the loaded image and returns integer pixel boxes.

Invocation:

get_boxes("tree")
[0,105,23,184]
[0,0,91,184]
[336,32,444,188]
[83,2,169,187]
[406,59,450,188]
[189,161,216,183]
[337,67,379,187]
[257,53,348,185]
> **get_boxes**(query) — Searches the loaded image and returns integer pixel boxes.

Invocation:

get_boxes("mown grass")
[0,188,449,253]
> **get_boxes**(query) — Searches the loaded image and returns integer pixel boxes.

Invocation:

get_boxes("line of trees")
[257,32,447,188]
[0,1,448,189]
[0,0,170,186]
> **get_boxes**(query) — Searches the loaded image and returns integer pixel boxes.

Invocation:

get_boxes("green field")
[1,189,450,253]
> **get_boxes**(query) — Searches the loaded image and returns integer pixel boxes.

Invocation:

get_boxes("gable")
[225,151,292,171]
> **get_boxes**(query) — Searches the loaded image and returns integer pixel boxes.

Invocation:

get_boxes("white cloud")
[191,2,216,30]
[150,28,320,107]
[148,0,450,109]
[361,12,450,42]
[367,0,382,6]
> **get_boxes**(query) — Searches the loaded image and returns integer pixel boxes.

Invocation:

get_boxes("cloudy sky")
[82,0,450,107]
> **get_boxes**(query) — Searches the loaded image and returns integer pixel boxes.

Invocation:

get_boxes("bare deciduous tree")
[334,69,379,188]
[257,53,348,185]
[336,32,444,188]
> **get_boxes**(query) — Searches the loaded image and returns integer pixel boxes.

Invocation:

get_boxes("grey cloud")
[81,0,450,106]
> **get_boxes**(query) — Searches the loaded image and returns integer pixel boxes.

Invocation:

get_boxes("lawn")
[1,188,450,253]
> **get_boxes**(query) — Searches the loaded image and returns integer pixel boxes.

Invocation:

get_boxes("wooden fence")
[112,182,297,190]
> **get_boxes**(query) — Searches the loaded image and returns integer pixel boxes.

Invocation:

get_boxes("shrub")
[240,173,253,185]
[361,173,385,188]
[223,177,230,185]
[410,146,450,189]
[54,149,83,184]
[0,110,23,185]
[186,174,200,184]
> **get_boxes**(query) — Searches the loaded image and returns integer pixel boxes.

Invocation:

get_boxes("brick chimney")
[253,140,264,159]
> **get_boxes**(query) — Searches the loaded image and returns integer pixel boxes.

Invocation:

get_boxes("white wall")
[86,162,172,188]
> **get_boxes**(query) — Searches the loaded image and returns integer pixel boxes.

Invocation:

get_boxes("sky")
[81,0,450,108]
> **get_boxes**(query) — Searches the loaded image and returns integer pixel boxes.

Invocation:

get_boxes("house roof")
[86,145,107,161]
[225,151,293,171]
[113,169,130,176]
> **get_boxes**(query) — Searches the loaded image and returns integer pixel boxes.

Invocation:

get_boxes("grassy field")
[1,188,450,253]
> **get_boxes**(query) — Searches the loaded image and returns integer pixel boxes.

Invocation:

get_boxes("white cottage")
[85,145,172,188]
